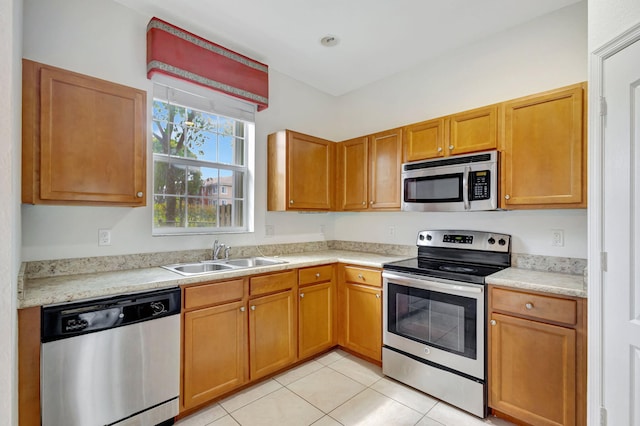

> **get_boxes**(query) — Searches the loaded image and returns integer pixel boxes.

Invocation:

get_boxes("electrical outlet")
[387,226,396,238]
[551,229,564,247]
[98,229,112,246]
[265,225,274,237]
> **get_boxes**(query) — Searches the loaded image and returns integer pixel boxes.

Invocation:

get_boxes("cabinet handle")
[290,200,294,204]
[315,273,321,278]
[490,320,496,326]
[240,306,246,312]
[250,305,256,311]
[136,191,144,198]
[300,293,305,298]
[358,274,364,280]
[370,201,374,205]
[376,294,380,299]
[362,201,366,205]
[525,302,534,310]
[437,147,442,152]
[449,145,454,150]
[504,194,511,200]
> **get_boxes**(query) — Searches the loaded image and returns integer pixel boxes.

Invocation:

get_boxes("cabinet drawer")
[299,265,334,286]
[250,271,296,297]
[491,287,577,325]
[184,279,245,310]
[343,266,381,287]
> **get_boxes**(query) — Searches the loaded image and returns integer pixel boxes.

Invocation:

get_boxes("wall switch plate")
[98,229,112,246]
[551,229,564,247]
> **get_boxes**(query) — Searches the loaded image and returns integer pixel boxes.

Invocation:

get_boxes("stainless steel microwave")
[401,150,498,212]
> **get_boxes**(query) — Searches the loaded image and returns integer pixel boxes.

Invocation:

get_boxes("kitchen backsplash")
[23,240,586,279]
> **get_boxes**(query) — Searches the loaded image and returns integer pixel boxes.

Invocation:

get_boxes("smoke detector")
[320,35,339,47]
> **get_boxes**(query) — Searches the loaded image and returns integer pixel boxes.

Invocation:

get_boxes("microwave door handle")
[463,166,470,210]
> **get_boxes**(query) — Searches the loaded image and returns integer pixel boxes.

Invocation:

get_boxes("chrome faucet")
[224,246,231,260]
[212,240,225,260]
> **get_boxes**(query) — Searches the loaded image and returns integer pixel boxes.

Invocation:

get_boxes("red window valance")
[146,17,269,111]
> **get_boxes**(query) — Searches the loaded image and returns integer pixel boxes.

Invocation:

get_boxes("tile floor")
[175,349,515,426]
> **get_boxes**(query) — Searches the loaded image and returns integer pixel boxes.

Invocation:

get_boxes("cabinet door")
[489,312,576,426]
[249,290,297,380]
[336,137,369,211]
[183,300,247,410]
[403,118,447,161]
[299,281,336,359]
[341,283,382,362]
[287,131,334,210]
[369,128,402,210]
[449,105,498,155]
[501,84,586,209]
[22,59,146,206]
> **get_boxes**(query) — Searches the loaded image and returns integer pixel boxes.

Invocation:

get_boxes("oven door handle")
[462,166,470,210]
[382,271,483,294]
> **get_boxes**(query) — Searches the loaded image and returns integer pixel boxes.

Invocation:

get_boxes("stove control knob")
[419,234,425,241]
[426,234,432,241]
[498,238,506,246]
[488,237,495,245]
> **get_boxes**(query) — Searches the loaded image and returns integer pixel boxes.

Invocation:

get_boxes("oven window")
[404,173,463,203]
[387,282,477,359]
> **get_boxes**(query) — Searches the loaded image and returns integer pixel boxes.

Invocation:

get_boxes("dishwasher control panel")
[42,288,180,342]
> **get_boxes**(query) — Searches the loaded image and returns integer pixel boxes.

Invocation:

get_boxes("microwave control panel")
[469,170,491,201]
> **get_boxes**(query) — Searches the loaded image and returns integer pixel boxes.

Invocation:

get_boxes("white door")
[601,36,640,425]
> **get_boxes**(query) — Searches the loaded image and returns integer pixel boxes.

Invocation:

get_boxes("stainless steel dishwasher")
[41,287,181,426]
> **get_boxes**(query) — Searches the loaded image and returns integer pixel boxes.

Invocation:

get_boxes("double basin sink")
[163,257,288,277]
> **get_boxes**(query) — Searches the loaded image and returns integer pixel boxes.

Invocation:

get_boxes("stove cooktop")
[383,257,506,285]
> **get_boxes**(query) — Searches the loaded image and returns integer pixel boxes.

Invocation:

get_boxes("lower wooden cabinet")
[182,300,247,410]
[338,265,382,362]
[298,265,336,359]
[249,289,297,380]
[488,286,587,426]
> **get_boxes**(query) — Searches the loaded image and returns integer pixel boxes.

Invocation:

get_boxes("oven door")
[382,271,485,380]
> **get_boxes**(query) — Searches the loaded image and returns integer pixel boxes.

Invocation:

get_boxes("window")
[152,82,255,235]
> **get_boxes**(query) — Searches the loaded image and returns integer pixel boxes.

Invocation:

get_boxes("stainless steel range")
[382,230,511,418]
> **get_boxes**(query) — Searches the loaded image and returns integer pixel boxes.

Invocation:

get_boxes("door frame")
[588,20,640,425]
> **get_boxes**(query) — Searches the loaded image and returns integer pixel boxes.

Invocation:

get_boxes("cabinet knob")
[315,273,321,278]
[240,306,246,312]
[136,191,143,198]
[251,305,256,311]
[449,145,454,150]
[370,201,374,205]
[290,200,294,204]
[525,302,534,310]
[504,194,511,200]
[437,147,442,152]
[362,201,366,205]
[300,293,305,298]
[376,294,381,299]
[490,320,497,326]
[358,274,364,279]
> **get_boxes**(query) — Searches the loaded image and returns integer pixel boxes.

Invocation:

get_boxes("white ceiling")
[117,0,583,96]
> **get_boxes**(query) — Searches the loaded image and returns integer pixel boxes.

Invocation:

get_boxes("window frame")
[151,80,255,236]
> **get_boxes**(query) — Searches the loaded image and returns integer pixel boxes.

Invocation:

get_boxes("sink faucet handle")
[224,246,231,260]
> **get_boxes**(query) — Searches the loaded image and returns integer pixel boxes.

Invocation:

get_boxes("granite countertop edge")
[486,267,587,298]
[19,250,587,308]
[18,250,408,308]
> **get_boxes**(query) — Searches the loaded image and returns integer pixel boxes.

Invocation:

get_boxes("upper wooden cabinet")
[404,105,498,162]
[336,129,402,211]
[501,83,587,209]
[268,130,335,211]
[22,59,146,206]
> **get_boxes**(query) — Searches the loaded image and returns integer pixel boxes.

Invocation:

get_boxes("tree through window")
[152,86,251,234]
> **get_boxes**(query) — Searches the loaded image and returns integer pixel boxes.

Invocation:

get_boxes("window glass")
[152,87,252,234]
